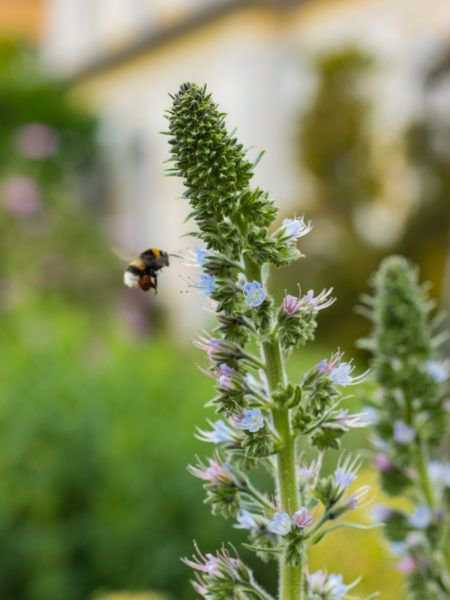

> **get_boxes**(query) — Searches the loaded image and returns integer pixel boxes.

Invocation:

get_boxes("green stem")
[264,336,303,600]
[414,437,435,509]
[243,256,303,600]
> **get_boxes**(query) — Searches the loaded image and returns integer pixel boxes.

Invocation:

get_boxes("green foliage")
[0,300,255,600]
[361,256,447,446]
[167,82,377,600]
[167,83,280,265]
[361,256,450,599]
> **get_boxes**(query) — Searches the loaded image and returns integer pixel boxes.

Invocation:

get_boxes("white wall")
[41,0,450,336]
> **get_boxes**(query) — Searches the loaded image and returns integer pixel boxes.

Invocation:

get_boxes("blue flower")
[393,421,415,444]
[371,504,393,523]
[329,362,353,386]
[307,571,349,599]
[409,505,432,529]
[235,510,257,530]
[281,217,312,240]
[327,574,348,600]
[233,409,264,433]
[197,420,235,444]
[267,512,291,536]
[429,461,450,488]
[390,542,407,557]
[217,363,235,389]
[196,272,216,296]
[334,455,360,491]
[243,281,266,308]
[426,360,448,383]
[194,246,208,267]
[334,468,356,490]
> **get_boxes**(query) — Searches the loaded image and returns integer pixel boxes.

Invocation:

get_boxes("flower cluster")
[292,353,369,450]
[183,545,273,600]
[278,288,335,350]
[361,256,450,599]
[168,83,373,600]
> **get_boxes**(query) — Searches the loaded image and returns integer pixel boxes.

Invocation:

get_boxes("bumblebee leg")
[153,273,158,294]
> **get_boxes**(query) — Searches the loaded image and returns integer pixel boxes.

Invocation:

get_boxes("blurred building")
[41,0,450,336]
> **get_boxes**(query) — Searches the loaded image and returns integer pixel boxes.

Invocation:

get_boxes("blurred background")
[0,1,449,599]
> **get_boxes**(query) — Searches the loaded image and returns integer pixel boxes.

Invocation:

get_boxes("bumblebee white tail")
[123,271,140,288]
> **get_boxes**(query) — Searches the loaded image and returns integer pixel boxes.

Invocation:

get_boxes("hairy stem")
[244,258,303,600]
[414,437,435,509]
[264,336,303,600]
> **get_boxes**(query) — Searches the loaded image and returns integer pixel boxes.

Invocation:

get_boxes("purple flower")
[235,510,257,530]
[267,512,291,536]
[298,459,321,484]
[318,353,367,386]
[426,360,448,383]
[334,455,360,491]
[196,272,216,296]
[217,363,234,389]
[243,281,266,308]
[345,485,370,510]
[2,175,41,217]
[335,468,356,490]
[196,336,222,358]
[300,288,335,312]
[409,505,432,529]
[397,556,417,574]
[394,421,415,444]
[281,217,312,240]
[292,507,314,529]
[183,551,220,576]
[282,294,301,316]
[233,409,264,433]
[374,453,393,472]
[14,123,58,160]
[371,504,393,522]
[188,459,233,485]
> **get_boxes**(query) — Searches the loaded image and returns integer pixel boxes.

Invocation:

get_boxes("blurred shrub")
[0,299,237,600]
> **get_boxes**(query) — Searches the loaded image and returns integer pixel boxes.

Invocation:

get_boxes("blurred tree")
[403,46,450,320]
[275,47,383,348]
[301,47,377,216]
[0,38,119,316]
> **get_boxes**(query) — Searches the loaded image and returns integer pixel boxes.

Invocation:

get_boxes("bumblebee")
[123,248,170,293]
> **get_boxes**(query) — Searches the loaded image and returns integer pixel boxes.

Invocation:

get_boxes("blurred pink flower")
[398,556,417,574]
[14,123,59,160]
[2,175,42,217]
